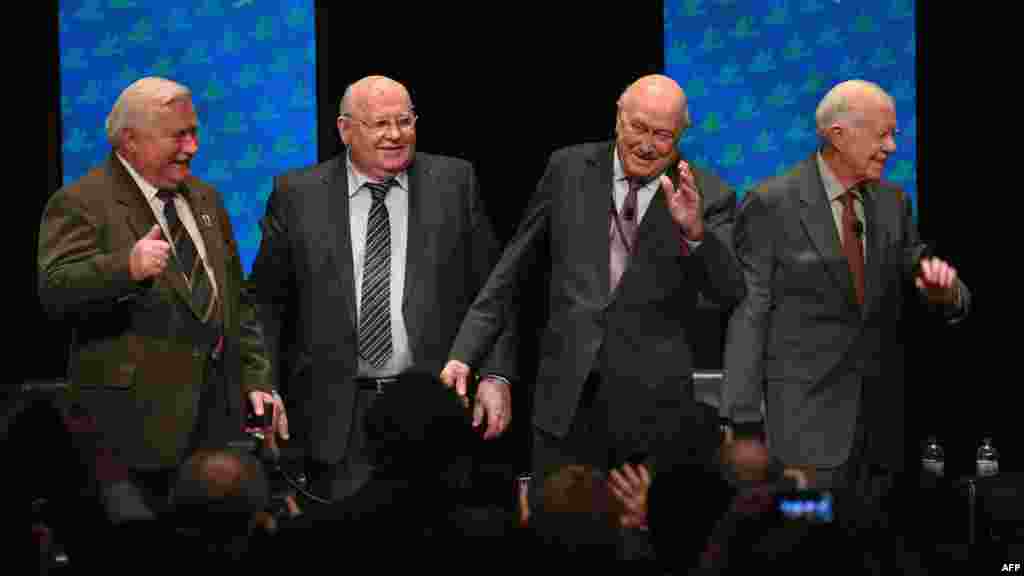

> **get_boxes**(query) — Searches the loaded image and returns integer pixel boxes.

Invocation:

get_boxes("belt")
[353,376,401,394]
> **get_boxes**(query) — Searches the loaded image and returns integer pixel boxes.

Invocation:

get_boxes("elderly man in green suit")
[38,77,280,515]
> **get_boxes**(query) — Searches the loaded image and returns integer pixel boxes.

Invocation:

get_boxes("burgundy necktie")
[610,178,641,293]
[840,188,864,306]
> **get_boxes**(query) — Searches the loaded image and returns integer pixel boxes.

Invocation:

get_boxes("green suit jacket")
[38,154,270,469]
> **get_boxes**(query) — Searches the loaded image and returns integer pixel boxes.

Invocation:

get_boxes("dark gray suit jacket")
[722,154,970,471]
[249,152,514,464]
[450,141,745,454]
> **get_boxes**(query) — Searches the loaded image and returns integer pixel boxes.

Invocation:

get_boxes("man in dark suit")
[721,80,969,542]
[38,77,271,514]
[249,75,515,501]
[443,75,745,494]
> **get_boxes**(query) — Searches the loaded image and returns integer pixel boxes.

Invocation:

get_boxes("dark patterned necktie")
[610,178,641,293]
[840,188,865,307]
[156,189,216,323]
[358,179,396,368]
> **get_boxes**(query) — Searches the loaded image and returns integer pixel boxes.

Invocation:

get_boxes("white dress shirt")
[346,156,413,378]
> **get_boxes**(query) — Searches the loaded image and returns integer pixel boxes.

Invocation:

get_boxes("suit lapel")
[585,143,615,304]
[798,155,857,309]
[323,159,358,331]
[402,156,432,352]
[860,181,884,319]
[108,155,193,310]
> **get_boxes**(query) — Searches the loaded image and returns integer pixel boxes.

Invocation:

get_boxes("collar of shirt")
[816,150,862,203]
[345,152,409,198]
[116,152,162,204]
[612,148,659,215]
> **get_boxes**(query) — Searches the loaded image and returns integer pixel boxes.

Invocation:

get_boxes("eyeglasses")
[619,112,677,147]
[342,111,417,137]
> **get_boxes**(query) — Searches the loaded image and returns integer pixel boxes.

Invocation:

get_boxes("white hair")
[105,77,192,147]
[339,83,354,116]
[815,79,892,137]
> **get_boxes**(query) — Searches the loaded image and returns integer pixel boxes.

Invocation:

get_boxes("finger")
[485,406,501,440]
[278,406,290,440]
[609,481,628,504]
[638,464,651,486]
[250,393,265,415]
[921,258,934,281]
[679,180,700,203]
[455,371,469,398]
[152,243,172,257]
[621,463,642,486]
[145,223,163,240]
[608,469,629,492]
[473,400,484,428]
[439,363,456,388]
[942,265,956,288]
[783,468,809,490]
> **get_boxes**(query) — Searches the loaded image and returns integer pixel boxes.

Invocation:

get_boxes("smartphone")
[776,489,834,524]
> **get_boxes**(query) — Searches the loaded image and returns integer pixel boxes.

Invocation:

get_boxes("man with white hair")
[721,80,969,535]
[39,77,272,515]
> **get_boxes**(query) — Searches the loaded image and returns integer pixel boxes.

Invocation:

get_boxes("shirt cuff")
[481,373,511,387]
[678,226,702,256]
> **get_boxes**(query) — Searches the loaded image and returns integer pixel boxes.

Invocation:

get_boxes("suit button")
[192,347,202,358]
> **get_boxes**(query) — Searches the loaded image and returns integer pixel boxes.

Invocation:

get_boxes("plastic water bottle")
[921,435,945,477]
[976,437,999,478]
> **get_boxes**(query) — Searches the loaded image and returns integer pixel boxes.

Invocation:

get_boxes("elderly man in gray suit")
[721,80,969,550]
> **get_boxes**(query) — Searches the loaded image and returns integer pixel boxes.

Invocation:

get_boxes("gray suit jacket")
[249,152,514,464]
[722,154,970,470]
[450,141,745,455]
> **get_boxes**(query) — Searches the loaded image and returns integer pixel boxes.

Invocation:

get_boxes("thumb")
[146,223,164,240]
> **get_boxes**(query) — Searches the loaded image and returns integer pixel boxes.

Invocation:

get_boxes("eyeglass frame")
[617,109,680,148]
[340,109,418,137]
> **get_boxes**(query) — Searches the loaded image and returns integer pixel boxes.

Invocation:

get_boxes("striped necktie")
[156,188,216,323]
[358,179,396,368]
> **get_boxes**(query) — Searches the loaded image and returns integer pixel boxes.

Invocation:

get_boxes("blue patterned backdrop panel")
[665,1,916,217]
[59,0,317,274]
